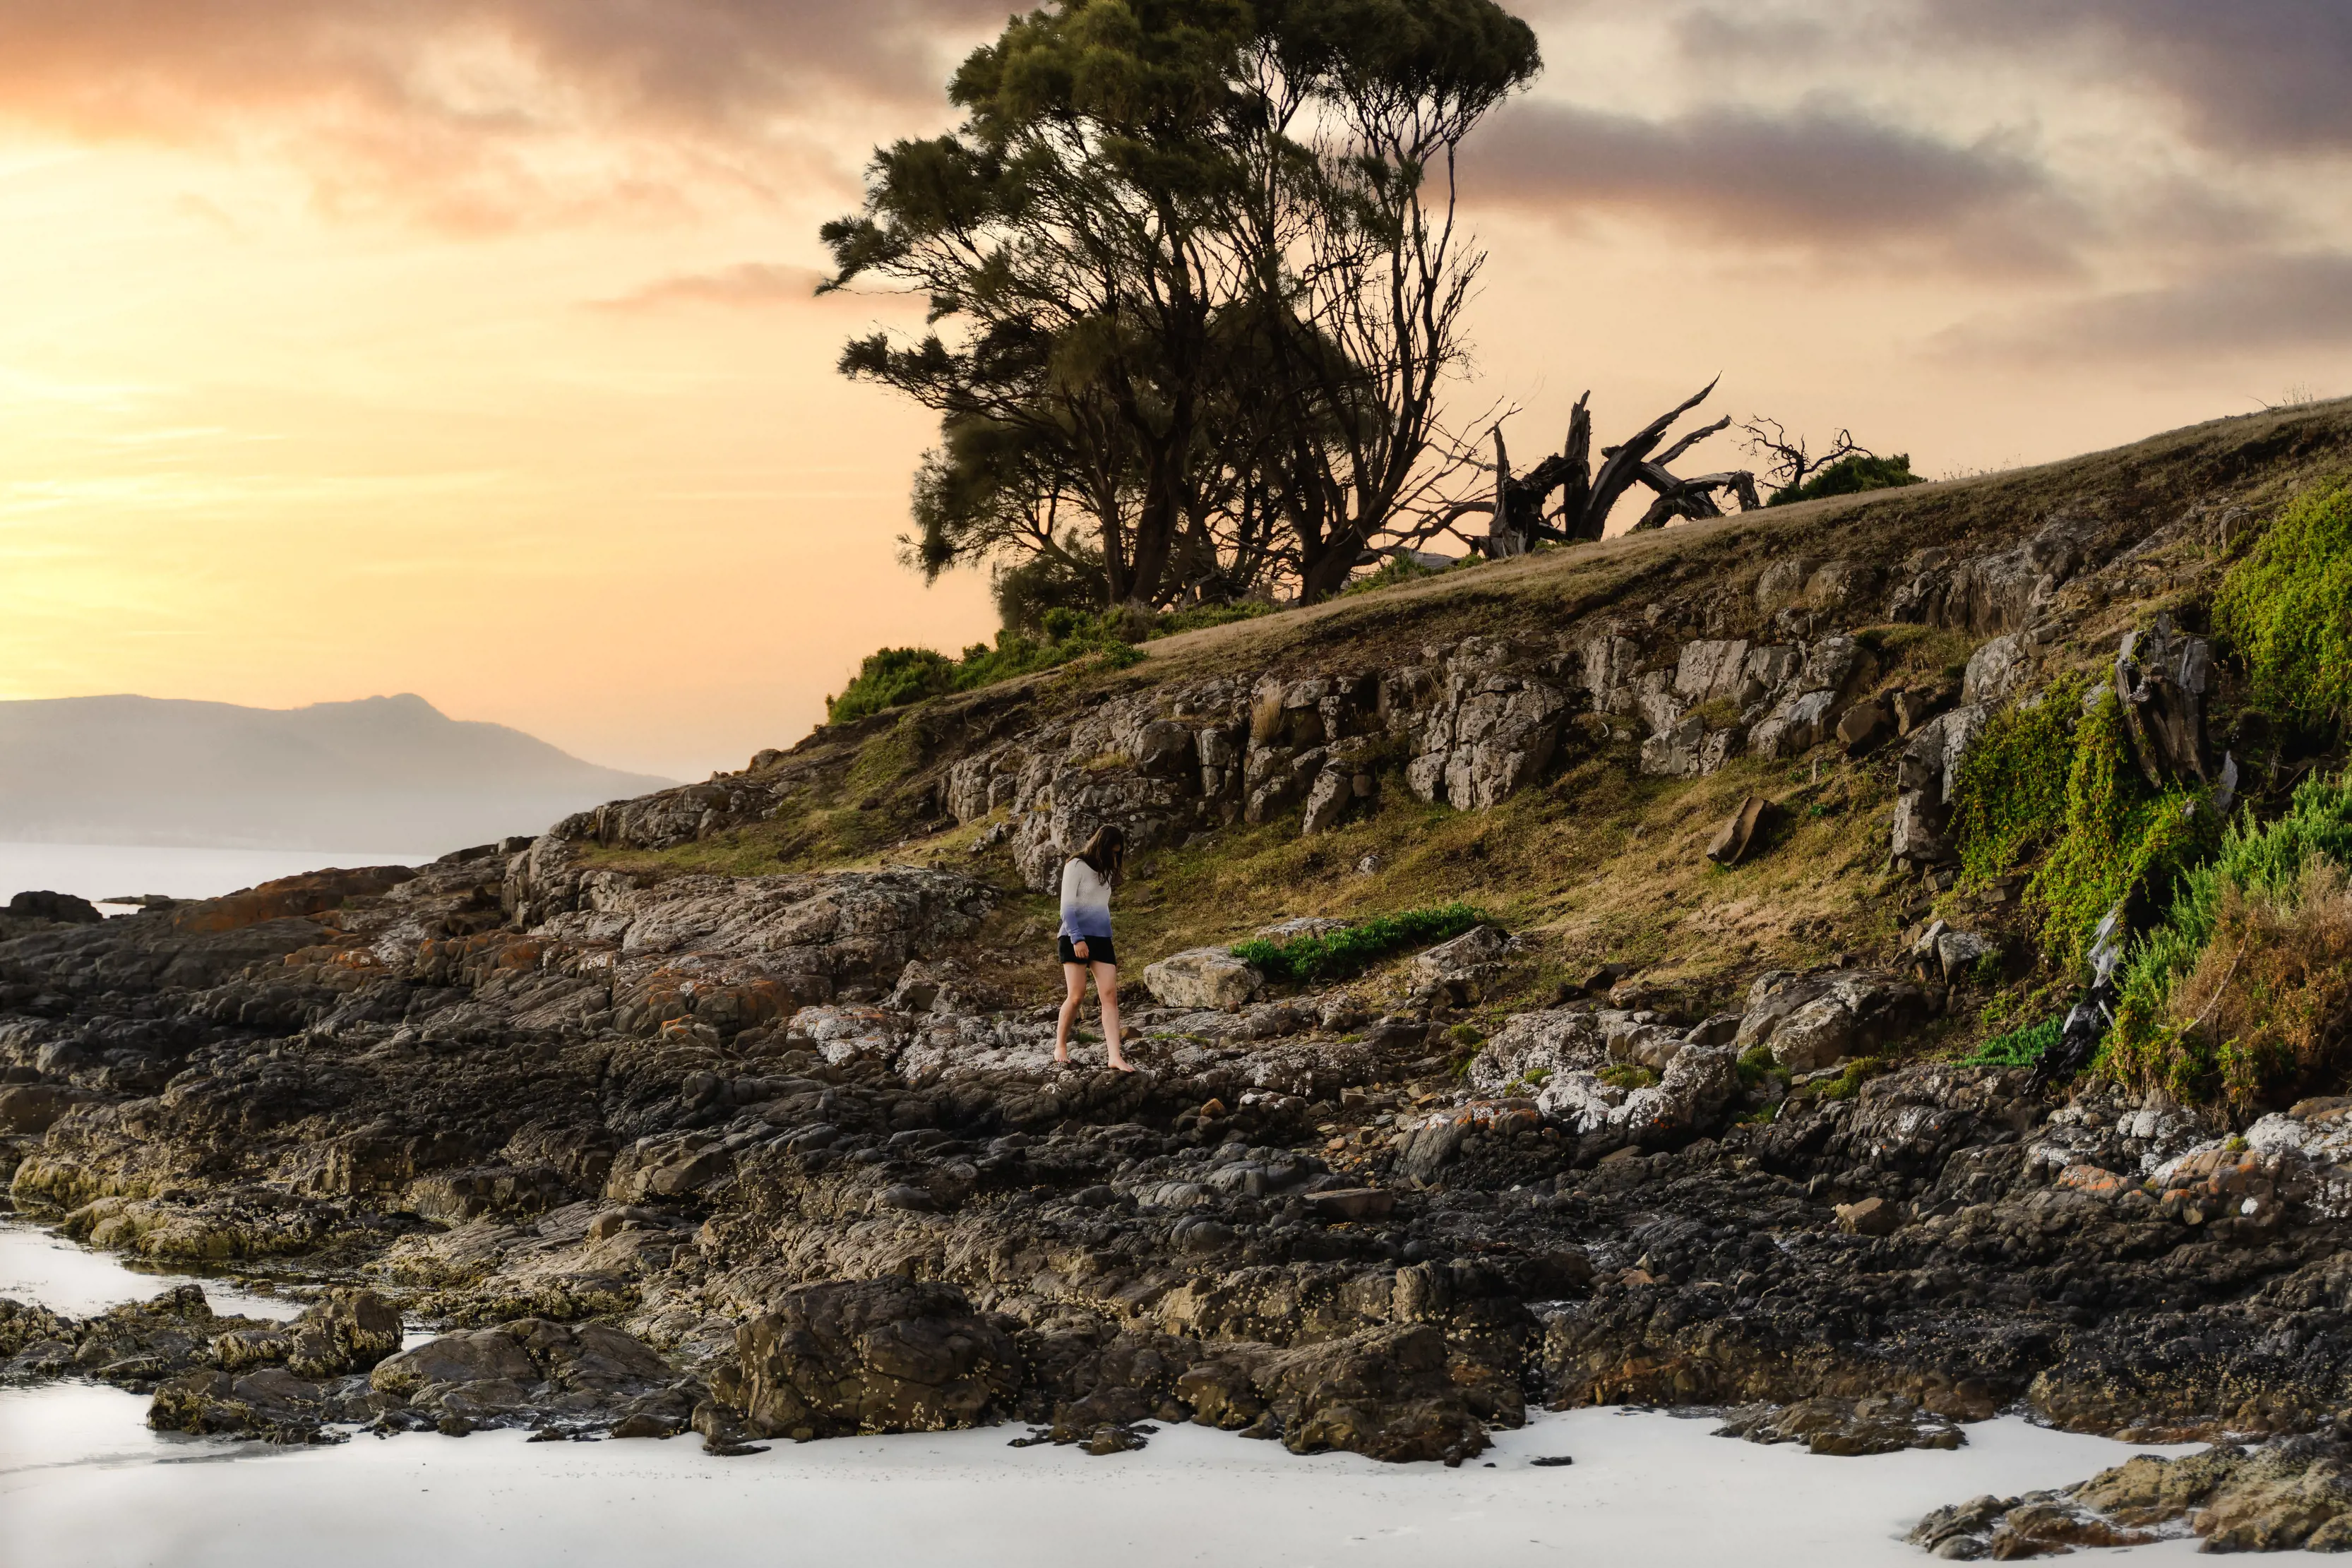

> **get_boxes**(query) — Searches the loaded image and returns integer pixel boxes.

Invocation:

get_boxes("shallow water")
[0,842,429,906]
[0,1220,303,1321]
[0,1230,2247,1567]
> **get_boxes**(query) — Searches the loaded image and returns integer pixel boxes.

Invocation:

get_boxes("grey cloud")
[1925,0,2352,154]
[1942,251,2352,364]
[1476,98,2079,270]
[0,1,1003,226]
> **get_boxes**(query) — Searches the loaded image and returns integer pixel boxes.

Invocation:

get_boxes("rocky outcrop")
[1716,1394,1963,1456]
[714,1278,1019,1440]
[1886,515,2099,634]
[1913,1436,2352,1558]
[1143,949,1262,1011]
[1731,969,1931,1072]
[2113,611,2214,788]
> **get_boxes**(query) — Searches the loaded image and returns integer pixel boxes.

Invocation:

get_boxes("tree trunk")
[1486,426,1525,558]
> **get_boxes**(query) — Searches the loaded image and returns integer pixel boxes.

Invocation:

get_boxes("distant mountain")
[0,693,675,851]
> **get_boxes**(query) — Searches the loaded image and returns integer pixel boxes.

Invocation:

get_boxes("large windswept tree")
[822,0,1537,614]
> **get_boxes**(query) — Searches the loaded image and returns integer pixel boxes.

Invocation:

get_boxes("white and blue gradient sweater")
[1057,857,1114,940]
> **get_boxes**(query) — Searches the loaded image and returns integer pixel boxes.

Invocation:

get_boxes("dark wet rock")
[357,1318,695,1440]
[1715,1393,1962,1456]
[7,891,103,925]
[712,1277,1020,1440]
[1177,1323,1504,1463]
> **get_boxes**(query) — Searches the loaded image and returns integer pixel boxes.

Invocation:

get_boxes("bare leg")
[1055,963,1086,1065]
[1094,962,1130,1071]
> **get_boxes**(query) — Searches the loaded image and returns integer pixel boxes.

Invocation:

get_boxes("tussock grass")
[2101,774,2352,1106]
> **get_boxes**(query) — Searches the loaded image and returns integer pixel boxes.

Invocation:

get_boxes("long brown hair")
[1075,824,1126,880]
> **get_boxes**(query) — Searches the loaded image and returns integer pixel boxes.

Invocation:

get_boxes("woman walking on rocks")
[1056,825,1133,1072]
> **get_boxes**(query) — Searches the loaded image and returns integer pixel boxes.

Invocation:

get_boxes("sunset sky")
[3,1,2347,779]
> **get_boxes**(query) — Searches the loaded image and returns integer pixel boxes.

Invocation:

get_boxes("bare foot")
[1108,1055,1135,1073]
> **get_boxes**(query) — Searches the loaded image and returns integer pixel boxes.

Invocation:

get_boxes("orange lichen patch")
[282,942,381,971]
[2056,1163,2135,1197]
[170,866,417,935]
[412,932,547,987]
[2162,1147,2271,1197]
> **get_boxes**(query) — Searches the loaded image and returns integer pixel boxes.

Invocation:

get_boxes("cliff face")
[4,402,2352,1495]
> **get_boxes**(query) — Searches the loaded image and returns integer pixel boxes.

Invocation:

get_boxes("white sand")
[0,1380,2240,1568]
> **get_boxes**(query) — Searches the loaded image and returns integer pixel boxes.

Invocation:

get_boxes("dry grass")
[2168,863,2352,1106]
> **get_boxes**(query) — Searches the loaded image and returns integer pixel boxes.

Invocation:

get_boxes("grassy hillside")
[586,399,2352,1060]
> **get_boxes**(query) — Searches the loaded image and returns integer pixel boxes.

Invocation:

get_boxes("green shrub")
[2027,690,2213,968]
[1947,684,2079,883]
[825,613,1143,724]
[1597,1064,1659,1090]
[2215,479,2352,740]
[1952,684,2214,971]
[1343,553,1459,597]
[1734,1043,1784,1093]
[825,647,960,725]
[1231,903,1488,985]
[1766,453,1923,508]
[1150,600,1278,637]
[1968,1016,2060,1068]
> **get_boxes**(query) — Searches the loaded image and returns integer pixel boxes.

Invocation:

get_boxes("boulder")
[6,890,102,925]
[1913,921,1998,983]
[1746,690,1839,758]
[1389,1118,1469,1185]
[1889,789,1950,868]
[1766,998,1856,1073]
[1301,768,1352,834]
[1732,970,1930,1073]
[1890,685,1952,736]
[1962,633,2032,706]
[1407,925,1513,1005]
[1465,1010,1608,1097]
[1834,698,1891,757]
[717,1278,1019,1441]
[1706,796,1774,866]
[1183,1324,1500,1463]
[370,1328,539,1397]
[1834,1197,1902,1237]
[1143,948,1262,1010]
[1536,1044,1738,1144]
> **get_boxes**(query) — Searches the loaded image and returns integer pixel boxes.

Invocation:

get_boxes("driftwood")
[1476,381,1756,556]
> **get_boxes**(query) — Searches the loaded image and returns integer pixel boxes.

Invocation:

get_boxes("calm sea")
[0,842,433,907]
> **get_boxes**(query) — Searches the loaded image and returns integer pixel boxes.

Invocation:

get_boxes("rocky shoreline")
[2,847,2351,1532]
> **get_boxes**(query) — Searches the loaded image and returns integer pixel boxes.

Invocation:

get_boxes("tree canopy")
[822,0,1539,614]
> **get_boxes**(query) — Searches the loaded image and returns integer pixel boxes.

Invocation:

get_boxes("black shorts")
[1058,935,1117,967]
